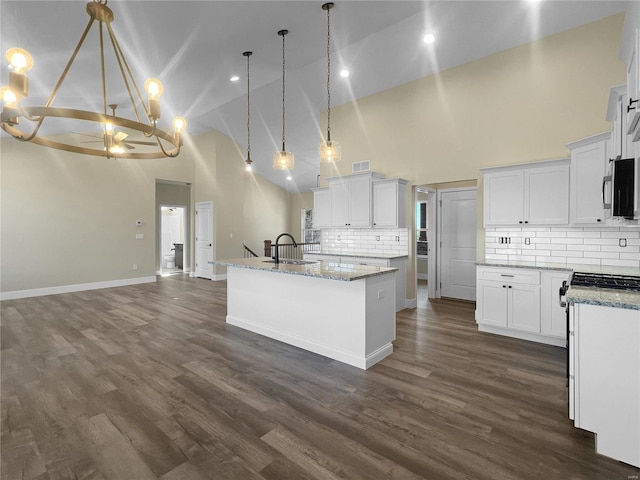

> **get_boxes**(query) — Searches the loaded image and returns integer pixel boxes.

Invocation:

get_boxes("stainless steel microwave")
[603,157,635,218]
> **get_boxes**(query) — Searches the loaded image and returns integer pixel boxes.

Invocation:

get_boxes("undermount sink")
[263,259,317,265]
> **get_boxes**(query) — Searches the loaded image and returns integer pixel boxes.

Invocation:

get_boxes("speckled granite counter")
[477,260,640,277]
[567,287,640,310]
[306,252,409,260]
[214,257,397,282]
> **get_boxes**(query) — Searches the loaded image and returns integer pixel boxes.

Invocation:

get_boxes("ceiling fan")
[74,104,156,155]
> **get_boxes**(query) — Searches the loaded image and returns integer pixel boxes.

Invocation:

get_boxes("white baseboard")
[417,274,428,280]
[1,276,157,301]
[405,298,417,309]
[212,274,227,281]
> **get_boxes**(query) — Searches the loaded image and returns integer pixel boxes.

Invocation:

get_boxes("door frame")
[158,204,189,275]
[437,186,477,301]
[414,186,438,301]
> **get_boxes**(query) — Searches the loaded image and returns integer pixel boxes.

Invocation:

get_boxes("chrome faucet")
[273,233,297,264]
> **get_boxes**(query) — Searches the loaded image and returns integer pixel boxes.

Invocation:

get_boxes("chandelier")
[0,0,186,159]
[319,2,341,163]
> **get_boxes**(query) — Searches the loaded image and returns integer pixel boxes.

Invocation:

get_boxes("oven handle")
[559,280,568,308]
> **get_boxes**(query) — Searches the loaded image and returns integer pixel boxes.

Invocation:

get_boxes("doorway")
[414,183,477,305]
[160,206,186,275]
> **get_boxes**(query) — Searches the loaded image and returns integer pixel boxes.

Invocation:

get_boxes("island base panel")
[225,266,395,370]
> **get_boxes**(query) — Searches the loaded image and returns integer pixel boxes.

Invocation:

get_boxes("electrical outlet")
[395,236,400,242]
[525,237,531,245]
[619,238,627,247]
[136,233,144,239]
[377,289,385,299]
[376,236,380,241]
[132,264,138,270]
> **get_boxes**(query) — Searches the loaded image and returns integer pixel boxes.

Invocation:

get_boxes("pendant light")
[319,2,341,163]
[243,51,253,171]
[273,29,294,171]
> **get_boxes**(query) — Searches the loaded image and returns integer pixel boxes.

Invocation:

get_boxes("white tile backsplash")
[321,228,409,256]
[485,226,640,268]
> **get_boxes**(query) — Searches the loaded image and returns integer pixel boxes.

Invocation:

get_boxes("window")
[416,201,428,255]
[302,208,320,243]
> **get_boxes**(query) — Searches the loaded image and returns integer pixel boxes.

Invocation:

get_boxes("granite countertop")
[306,252,408,260]
[477,260,640,277]
[567,286,640,311]
[213,257,398,282]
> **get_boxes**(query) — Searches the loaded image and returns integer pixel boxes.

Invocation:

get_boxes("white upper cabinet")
[372,179,408,228]
[483,160,570,227]
[567,133,609,225]
[625,27,640,142]
[483,170,524,226]
[312,188,331,229]
[328,172,384,228]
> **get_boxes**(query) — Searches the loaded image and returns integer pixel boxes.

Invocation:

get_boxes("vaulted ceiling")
[0,1,630,191]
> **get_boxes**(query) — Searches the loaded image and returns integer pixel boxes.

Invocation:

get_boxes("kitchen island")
[214,257,398,369]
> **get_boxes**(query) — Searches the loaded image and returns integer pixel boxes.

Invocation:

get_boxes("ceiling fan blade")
[72,131,103,140]
[114,131,128,142]
[125,140,157,146]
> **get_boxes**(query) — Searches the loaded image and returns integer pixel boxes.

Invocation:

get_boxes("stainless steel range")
[568,272,640,291]
[558,271,640,388]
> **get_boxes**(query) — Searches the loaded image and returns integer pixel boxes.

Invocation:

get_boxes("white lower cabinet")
[304,254,406,312]
[476,266,567,346]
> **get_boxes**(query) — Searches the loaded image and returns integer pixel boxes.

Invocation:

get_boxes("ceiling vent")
[352,160,371,173]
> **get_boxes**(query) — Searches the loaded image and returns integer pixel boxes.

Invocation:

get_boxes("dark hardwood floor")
[2,275,638,479]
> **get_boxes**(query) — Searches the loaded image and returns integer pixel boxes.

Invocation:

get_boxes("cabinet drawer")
[346,257,390,267]
[478,267,540,285]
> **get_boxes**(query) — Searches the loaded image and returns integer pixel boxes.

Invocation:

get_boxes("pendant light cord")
[280,30,287,152]
[245,51,252,161]
[326,4,331,143]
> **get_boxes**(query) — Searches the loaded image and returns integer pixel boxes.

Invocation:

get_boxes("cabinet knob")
[597,218,601,222]
[628,97,638,113]
[519,221,523,224]
[524,221,528,224]
[508,285,512,289]
[503,285,507,288]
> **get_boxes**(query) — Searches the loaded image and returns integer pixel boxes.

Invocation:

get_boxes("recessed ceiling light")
[339,69,350,78]
[423,33,436,44]
[230,75,240,82]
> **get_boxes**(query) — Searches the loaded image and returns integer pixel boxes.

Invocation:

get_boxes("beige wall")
[243,172,291,256]
[319,14,626,301]
[1,128,297,293]
[0,133,193,293]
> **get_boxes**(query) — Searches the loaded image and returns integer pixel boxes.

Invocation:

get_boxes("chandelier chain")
[326,4,331,142]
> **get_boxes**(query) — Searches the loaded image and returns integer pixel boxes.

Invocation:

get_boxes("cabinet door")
[312,189,331,228]
[524,165,569,225]
[627,28,640,142]
[373,182,398,227]
[476,281,508,327]
[483,171,524,226]
[541,271,570,339]
[347,175,372,227]
[570,141,607,224]
[329,179,349,227]
[508,284,541,333]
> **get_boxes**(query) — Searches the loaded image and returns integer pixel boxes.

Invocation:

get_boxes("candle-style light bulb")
[144,78,163,120]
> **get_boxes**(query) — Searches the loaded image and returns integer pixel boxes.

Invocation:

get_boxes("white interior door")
[195,201,214,279]
[439,188,477,301]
